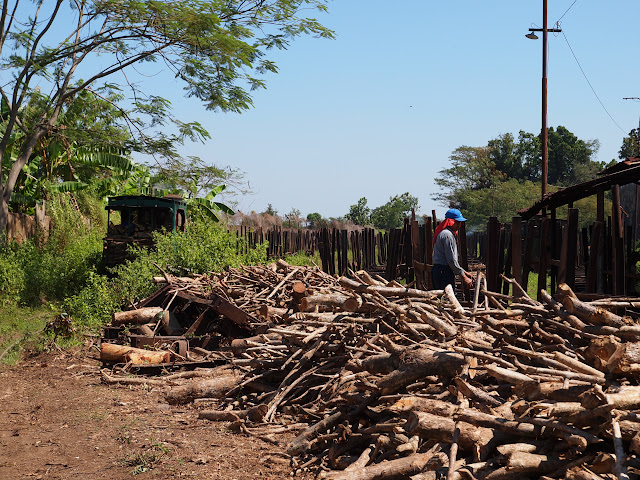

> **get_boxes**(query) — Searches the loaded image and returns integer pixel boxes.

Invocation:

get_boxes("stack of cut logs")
[101,260,640,479]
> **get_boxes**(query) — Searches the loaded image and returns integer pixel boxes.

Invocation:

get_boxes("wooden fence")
[237,199,640,299]
[470,209,639,297]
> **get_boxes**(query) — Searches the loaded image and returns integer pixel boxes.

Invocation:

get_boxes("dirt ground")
[0,347,314,480]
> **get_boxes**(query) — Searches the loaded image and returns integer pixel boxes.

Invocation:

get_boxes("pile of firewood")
[101,261,640,479]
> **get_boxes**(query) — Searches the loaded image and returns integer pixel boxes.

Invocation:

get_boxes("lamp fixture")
[525,32,538,40]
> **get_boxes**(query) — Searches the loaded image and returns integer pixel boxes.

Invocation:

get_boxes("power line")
[561,31,627,134]
[556,0,578,24]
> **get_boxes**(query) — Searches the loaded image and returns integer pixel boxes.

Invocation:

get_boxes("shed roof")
[518,158,640,219]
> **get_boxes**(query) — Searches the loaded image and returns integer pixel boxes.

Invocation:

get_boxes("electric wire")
[561,31,627,134]
[556,0,578,24]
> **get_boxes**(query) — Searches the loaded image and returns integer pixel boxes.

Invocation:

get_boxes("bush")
[65,218,269,330]
[0,237,26,304]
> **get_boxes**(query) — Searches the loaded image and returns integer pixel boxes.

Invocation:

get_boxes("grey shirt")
[433,228,465,276]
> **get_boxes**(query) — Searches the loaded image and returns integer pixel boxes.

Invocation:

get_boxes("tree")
[283,208,302,228]
[619,128,640,160]
[547,126,600,186]
[488,133,521,179]
[306,212,323,229]
[435,127,604,227]
[370,193,419,231]
[345,197,370,226]
[0,0,333,233]
[432,146,502,209]
[263,204,278,216]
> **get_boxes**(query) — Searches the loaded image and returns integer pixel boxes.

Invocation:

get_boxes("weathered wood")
[339,276,443,299]
[405,411,494,455]
[164,366,243,404]
[375,347,466,395]
[318,451,444,480]
[561,294,628,328]
[100,342,171,364]
[112,307,164,326]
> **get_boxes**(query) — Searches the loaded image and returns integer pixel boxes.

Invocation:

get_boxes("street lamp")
[526,0,561,203]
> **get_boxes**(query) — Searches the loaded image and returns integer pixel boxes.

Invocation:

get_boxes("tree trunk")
[405,411,495,455]
[375,347,466,395]
[112,307,164,326]
[164,366,243,404]
[317,451,443,480]
[100,342,171,364]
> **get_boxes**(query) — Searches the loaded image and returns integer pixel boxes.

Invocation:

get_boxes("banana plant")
[189,184,234,222]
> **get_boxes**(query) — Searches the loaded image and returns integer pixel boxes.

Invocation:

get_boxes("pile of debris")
[100,260,640,479]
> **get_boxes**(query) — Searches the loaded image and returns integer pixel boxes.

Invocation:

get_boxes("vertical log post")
[537,217,549,301]
[502,226,513,295]
[566,208,579,289]
[459,220,469,300]
[424,217,433,290]
[511,217,523,288]
[486,217,499,293]
[612,185,625,295]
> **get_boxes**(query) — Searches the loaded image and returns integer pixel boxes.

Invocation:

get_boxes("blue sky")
[146,1,640,219]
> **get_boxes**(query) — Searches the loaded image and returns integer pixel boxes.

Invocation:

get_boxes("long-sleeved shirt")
[433,227,465,276]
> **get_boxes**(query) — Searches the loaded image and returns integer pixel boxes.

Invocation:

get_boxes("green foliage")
[619,128,640,160]
[547,126,600,186]
[435,126,606,227]
[263,204,278,216]
[456,179,542,228]
[433,146,501,206]
[62,272,119,333]
[0,0,334,232]
[283,251,321,267]
[306,212,325,229]
[0,304,52,365]
[0,193,104,306]
[188,185,236,222]
[0,237,25,302]
[106,218,269,307]
[370,193,419,230]
[283,208,302,228]
[345,197,370,226]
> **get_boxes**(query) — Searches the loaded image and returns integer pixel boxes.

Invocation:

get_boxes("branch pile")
[102,261,640,479]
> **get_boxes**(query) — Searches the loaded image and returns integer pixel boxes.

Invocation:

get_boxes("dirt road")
[0,348,310,480]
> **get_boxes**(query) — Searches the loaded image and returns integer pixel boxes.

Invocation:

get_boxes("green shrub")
[62,272,119,333]
[0,237,26,303]
[65,218,269,329]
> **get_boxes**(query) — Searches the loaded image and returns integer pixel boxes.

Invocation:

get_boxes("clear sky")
[147,1,640,220]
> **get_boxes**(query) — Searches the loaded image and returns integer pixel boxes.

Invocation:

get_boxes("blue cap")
[445,208,466,222]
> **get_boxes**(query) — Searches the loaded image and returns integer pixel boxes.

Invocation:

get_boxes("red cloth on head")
[433,218,457,245]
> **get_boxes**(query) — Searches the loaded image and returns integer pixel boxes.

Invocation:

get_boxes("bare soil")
[0,347,312,480]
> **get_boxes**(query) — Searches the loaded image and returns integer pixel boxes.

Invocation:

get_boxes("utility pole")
[527,0,561,203]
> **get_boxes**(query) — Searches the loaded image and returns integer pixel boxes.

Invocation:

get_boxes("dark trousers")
[431,264,455,291]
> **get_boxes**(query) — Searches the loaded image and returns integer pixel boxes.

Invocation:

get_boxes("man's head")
[445,208,466,232]
[445,208,466,222]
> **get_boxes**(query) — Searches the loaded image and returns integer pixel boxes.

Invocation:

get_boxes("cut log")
[164,366,243,404]
[100,342,171,364]
[387,396,457,417]
[112,307,164,326]
[230,333,282,354]
[318,451,445,480]
[339,276,443,299]
[258,305,289,320]
[505,451,566,473]
[300,293,351,312]
[287,410,346,455]
[560,296,628,328]
[198,404,268,423]
[376,347,466,395]
[405,411,494,456]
